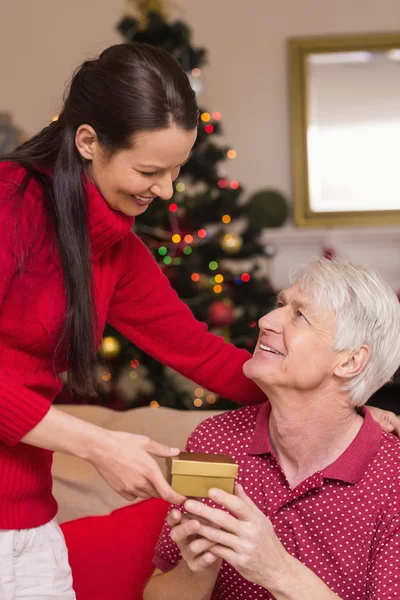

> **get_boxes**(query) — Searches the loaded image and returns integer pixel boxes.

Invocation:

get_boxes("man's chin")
[243,358,257,380]
[243,357,272,388]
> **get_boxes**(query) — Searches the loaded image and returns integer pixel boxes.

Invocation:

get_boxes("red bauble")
[323,247,336,260]
[208,301,234,327]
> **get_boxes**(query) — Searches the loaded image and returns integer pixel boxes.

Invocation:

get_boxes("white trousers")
[0,519,76,599]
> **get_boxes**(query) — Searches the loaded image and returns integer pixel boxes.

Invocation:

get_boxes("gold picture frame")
[289,32,400,227]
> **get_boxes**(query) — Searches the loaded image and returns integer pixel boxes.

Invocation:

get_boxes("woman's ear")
[75,125,98,160]
[334,345,371,380]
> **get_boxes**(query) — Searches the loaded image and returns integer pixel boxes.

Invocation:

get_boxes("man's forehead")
[279,285,335,326]
[279,285,313,307]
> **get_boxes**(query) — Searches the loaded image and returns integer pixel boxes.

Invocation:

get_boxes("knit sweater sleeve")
[0,169,52,446]
[107,232,266,405]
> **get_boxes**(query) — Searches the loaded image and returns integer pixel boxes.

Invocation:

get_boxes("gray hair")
[289,257,400,407]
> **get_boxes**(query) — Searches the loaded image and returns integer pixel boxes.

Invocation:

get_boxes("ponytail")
[5,118,98,395]
[52,124,98,394]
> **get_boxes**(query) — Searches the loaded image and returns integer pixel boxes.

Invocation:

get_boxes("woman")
[0,43,397,597]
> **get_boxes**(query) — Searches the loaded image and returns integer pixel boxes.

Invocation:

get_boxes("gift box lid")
[168,451,239,478]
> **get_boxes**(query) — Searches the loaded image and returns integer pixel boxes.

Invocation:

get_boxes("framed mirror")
[289,32,400,227]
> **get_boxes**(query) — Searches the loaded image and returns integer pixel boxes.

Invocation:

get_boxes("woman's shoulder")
[0,160,29,187]
[0,161,45,207]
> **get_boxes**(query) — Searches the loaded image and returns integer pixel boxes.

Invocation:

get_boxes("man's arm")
[366,497,400,599]
[144,562,215,600]
[144,510,220,600]
[262,556,342,600]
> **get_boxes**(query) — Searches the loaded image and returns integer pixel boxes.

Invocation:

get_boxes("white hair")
[289,257,400,407]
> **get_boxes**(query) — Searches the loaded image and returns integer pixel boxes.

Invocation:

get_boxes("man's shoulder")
[377,431,400,471]
[367,431,400,502]
[186,404,262,454]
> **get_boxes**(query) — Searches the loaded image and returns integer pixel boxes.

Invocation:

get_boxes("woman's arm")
[107,232,266,405]
[0,174,56,445]
[22,405,185,504]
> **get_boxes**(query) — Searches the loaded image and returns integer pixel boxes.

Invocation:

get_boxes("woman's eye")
[297,310,306,320]
[276,302,284,308]
[140,171,158,177]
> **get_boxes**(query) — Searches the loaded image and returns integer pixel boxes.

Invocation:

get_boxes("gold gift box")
[166,451,239,498]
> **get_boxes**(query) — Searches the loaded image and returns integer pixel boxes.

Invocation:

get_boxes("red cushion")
[61,499,169,600]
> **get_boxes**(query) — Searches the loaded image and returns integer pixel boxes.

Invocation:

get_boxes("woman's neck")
[265,388,363,489]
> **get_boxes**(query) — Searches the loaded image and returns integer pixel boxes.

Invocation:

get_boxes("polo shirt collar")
[247,401,383,485]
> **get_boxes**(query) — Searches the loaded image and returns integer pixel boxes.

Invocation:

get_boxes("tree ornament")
[247,190,288,229]
[133,0,169,18]
[129,0,169,27]
[208,301,234,327]
[197,274,211,290]
[264,244,277,258]
[101,336,122,360]
[220,233,243,255]
[187,73,204,97]
[323,247,336,260]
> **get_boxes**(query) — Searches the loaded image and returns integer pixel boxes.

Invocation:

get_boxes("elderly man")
[144,258,400,600]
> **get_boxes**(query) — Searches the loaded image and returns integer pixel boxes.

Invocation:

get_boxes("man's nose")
[258,308,284,333]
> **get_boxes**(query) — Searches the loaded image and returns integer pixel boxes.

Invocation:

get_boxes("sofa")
[53,405,222,600]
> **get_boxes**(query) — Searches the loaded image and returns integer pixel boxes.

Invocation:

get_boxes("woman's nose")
[151,174,174,201]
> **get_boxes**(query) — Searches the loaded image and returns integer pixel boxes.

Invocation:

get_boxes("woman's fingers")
[144,437,180,458]
[149,462,186,504]
[92,431,185,503]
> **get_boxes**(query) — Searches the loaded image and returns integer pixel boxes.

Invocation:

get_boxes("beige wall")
[1,0,399,200]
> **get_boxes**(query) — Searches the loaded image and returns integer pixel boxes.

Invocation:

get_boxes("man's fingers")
[207,487,252,521]
[171,518,201,544]
[196,522,238,552]
[189,535,215,556]
[198,551,218,567]
[167,509,183,527]
[185,499,241,533]
[234,483,255,507]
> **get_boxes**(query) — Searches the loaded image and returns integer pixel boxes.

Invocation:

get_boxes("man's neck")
[266,389,363,489]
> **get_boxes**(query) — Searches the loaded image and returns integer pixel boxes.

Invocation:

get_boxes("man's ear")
[334,345,371,380]
[75,124,98,160]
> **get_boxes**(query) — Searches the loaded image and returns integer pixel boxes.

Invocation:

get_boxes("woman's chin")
[117,201,149,218]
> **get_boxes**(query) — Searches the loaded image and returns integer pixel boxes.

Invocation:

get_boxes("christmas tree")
[64,0,287,412]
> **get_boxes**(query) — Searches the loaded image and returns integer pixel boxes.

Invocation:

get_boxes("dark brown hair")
[5,43,198,395]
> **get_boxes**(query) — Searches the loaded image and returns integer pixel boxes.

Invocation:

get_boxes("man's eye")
[297,310,306,319]
[276,302,284,308]
[140,171,158,177]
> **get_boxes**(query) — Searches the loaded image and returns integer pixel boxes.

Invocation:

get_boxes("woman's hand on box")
[89,430,186,505]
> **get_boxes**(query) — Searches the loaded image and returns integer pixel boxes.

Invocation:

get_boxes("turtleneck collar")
[84,176,135,259]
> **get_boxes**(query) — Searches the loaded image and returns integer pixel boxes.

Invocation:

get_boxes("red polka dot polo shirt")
[154,402,400,599]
